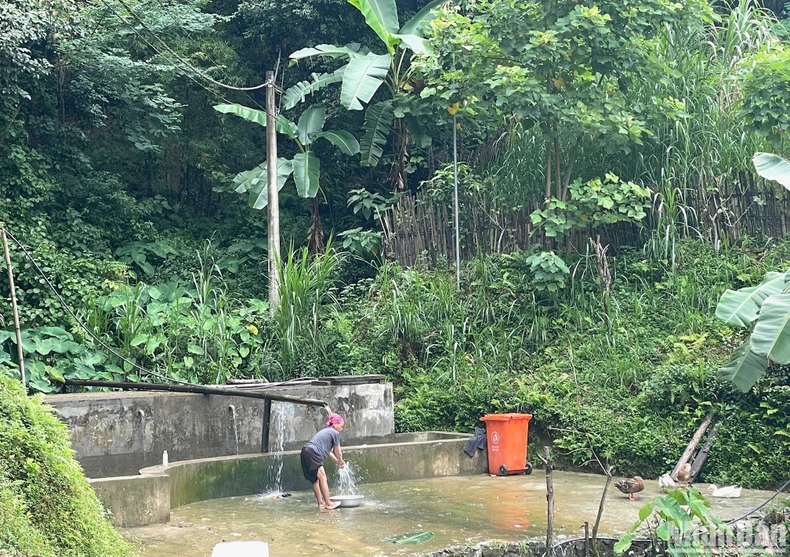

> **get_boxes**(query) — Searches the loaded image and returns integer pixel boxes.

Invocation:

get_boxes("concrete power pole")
[266,70,281,312]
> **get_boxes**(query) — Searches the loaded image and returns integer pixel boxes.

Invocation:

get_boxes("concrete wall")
[46,383,393,478]
[91,474,170,528]
[91,432,487,527]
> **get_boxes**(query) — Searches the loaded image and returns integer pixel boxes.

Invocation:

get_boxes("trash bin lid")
[480,413,532,422]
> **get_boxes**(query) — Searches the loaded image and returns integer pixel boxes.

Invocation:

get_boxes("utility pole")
[266,70,281,312]
[0,224,25,386]
[453,114,460,289]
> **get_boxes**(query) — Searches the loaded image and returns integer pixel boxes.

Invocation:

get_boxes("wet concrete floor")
[123,472,786,557]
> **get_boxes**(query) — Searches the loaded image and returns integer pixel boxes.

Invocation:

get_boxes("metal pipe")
[65,379,326,407]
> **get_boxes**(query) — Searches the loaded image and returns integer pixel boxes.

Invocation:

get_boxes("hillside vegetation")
[1,0,790,495]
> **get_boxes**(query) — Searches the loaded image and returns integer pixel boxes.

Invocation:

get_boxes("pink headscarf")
[326,414,344,427]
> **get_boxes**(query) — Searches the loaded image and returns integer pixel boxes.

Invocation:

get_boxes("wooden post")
[266,70,281,312]
[592,466,614,545]
[583,521,590,557]
[672,414,713,479]
[544,446,554,557]
[1,226,24,386]
[689,424,718,481]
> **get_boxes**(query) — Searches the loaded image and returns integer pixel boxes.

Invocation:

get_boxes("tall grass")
[274,241,342,376]
[478,1,776,254]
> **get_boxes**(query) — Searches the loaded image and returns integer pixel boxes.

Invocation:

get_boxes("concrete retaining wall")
[45,383,393,478]
[90,432,487,527]
[91,474,171,528]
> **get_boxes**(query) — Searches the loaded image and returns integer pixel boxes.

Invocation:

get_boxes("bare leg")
[311,481,325,509]
[317,467,339,510]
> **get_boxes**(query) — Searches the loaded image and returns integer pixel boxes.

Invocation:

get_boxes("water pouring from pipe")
[228,405,239,456]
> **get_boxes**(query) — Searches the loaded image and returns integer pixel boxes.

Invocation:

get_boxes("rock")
[211,541,270,557]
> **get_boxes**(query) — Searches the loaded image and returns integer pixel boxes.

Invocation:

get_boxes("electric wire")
[109,0,285,96]
[3,228,197,387]
[139,0,267,111]
[97,0,236,106]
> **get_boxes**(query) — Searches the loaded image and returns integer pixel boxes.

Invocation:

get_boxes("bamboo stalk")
[1,226,24,386]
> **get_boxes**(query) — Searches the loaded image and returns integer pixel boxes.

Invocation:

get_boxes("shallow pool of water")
[124,472,783,557]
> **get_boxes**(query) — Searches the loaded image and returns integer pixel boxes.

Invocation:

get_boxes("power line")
[112,0,283,95]
[97,0,235,105]
[3,228,196,387]
[140,0,267,111]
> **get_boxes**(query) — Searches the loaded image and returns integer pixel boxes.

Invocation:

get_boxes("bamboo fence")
[381,171,790,267]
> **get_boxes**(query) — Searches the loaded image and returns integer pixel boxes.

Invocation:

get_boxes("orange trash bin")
[480,413,533,476]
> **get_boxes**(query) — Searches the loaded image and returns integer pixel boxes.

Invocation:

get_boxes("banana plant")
[213,104,359,209]
[714,152,790,391]
[753,152,790,189]
[285,0,443,181]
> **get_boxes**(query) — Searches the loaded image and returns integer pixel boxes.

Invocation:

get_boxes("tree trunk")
[307,198,325,255]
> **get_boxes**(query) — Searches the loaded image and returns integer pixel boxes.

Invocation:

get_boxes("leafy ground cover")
[0,376,132,556]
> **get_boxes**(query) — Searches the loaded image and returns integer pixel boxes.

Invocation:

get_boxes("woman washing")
[300,413,345,510]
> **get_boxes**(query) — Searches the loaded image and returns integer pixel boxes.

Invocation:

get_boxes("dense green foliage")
[0,377,132,556]
[1,0,790,503]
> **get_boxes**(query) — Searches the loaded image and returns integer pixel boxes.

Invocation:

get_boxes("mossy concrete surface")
[47,382,394,478]
[91,474,170,527]
[93,432,486,526]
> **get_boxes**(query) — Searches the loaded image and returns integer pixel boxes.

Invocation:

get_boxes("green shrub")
[0,377,132,557]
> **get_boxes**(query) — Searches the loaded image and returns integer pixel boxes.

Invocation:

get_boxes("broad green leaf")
[751,293,790,364]
[37,326,72,341]
[719,342,768,392]
[614,532,634,555]
[399,0,445,36]
[753,152,790,190]
[34,338,54,355]
[0,331,14,344]
[392,33,430,55]
[360,100,394,166]
[340,54,391,110]
[282,68,345,110]
[715,271,785,327]
[233,164,265,194]
[382,531,435,545]
[130,334,149,347]
[289,44,364,60]
[297,105,327,145]
[638,501,656,521]
[247,159,294,210]
[404,114,431,148]
[214,104,298,139]
[313,131,360,155]
[350,0,399,49]
[188,344,204,355]
[293,151,321,198]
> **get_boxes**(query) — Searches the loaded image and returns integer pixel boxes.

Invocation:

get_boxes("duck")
[658,474,677,491]
[676,463,691,486]
[709,484,742,498]
[615,476,645,501]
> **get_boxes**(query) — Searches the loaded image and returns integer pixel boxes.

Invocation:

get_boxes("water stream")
[136,409,147,465]
[337,462,360,495]
[263,403,287,496]
[227,405,239,456]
